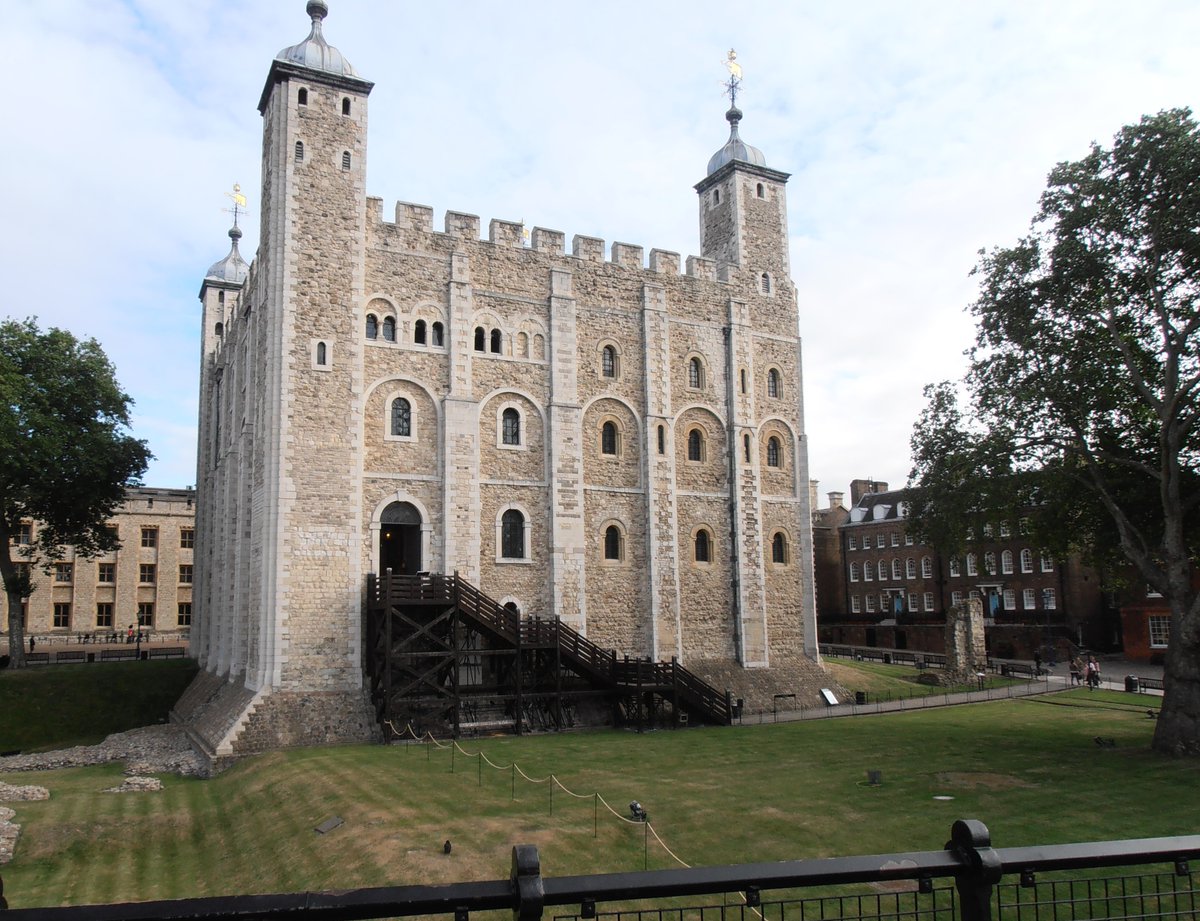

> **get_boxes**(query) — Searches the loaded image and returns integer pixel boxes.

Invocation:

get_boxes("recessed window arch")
[601,344,618,378]
[294,140,304,163]
[657,425,666,455]
[686,427,705,462]
[1020,548,1034,573]
[365,314,378,339]
[713,189,720,205]
[771,531,789,564]
[694,527,713,563]
[341,97,351,116]
[760,272,772,294]
[298,87,308,106]
[906,558,917,579]
[687,356,706,389]
[501,407,521,446]
[342,151,351,171]
[1001,549,1014,574]
[499,508,527,560]
[381,316,396,342]
[533,333,546,359]
[431,321,444,347]
[756,182,765,199]
[414,319,427,345]
[389,397,412,437]
[892,559,903,580]
[877,560,887,581]
[474,326,486,352]
[850,561,860,582]
[766,368,781,399]
[603,523,625,562]
[766,436,781,468]
[490,328,502,354]
[600,420,620,456]
[517,332,529,358]
[921,556,934,578]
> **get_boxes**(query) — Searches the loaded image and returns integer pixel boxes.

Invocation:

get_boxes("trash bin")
[1125,675,1139,693]
[855,691,867,705]
[1000,664,1010,677]
[883,652,892,664]
[87,652,95,663]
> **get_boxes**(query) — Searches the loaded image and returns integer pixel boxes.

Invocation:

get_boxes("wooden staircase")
[365,572,733,737]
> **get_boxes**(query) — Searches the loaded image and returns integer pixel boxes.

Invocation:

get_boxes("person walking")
[28,636,35,654]
[1070,655,1083,686]
[1086,656,1101,690]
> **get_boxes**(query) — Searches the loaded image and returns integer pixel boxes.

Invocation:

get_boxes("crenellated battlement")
[367,196,714,279]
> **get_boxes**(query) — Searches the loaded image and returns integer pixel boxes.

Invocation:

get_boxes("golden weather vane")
[223,183,248,227]
[724,49,743,107]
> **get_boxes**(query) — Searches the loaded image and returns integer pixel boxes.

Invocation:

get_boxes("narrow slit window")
[298,88,308,106]
[414,319,427,345]
[342,151,351,171]
[342,97,351,116]
[294,141,304,163]
[382,316,396,342]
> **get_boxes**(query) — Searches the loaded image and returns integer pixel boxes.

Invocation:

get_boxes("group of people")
[1068,655,1102,689]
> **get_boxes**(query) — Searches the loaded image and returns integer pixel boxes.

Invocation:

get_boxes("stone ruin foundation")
[940,597,987,687]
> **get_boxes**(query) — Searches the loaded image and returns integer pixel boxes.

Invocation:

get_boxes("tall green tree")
[0,319,151,668]
[908,109,1200,754]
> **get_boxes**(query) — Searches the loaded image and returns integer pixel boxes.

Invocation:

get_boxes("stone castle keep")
[176,1,827,762]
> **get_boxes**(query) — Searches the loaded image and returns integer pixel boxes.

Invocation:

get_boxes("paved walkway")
[754,655,1163,725]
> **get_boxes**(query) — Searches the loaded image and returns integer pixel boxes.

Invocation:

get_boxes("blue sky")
[5,1,1199,504]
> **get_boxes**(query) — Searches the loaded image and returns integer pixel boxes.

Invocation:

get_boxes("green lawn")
[1,686,1190,911]
[0,660,197,752]
[824,656,1022,699]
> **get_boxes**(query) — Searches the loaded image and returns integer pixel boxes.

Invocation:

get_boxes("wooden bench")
[148,647,186,659]
[100,648,139,661]
[55,650,87,663]
[24,652,50,665]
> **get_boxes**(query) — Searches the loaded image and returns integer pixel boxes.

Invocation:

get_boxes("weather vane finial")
[724,49,742,108]
[223,183,248,228]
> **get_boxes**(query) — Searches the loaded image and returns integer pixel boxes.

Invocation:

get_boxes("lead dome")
[276,1,358,78]
[706,106,767,176]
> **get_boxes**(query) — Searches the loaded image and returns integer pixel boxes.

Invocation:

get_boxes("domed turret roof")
[275,1,358,78]
[706,106,767,176]
[206,225,249,286]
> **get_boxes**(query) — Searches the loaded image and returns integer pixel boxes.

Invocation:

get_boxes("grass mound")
[0,659,197,752]
[0,688,1190,910]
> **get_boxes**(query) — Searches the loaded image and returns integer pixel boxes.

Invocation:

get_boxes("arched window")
[694,529,711,563]
[474,327,486,352]
[501,509,525,559]
[877,560,887,581]
[533,334,545,359]
[766,436,781,468]
[657,425,665,455]
[315,341,327,365]
[966,553,978,576]
[850,561,860,582]
[1001,550,1014,574]
[772,532,787,564]
[215,322,223,337]
[756,182,765,199]
[365,314,378,339]
[382,316,396,342]
[1020,548,1033,573]
[431,322,444,346]
[341,97,351,116]
[490,328,502,354]
[390,398,411,437]
[414,319,427,345]
[922,556,934,578]
[604,525,622,561]
[298,88,308,106]
[906,558,917,579]
[743,433,751,462]
[342,151,351,171]
[601,345,617,378]
[713,189,720,205]
[984,551,996,575]
[601,421,618,455]
[688,357,704,389]
[687,428,703,462]
[517,332,529,357]
[294,140,304,163]
[767,368,781,398]
[863,560,873,581]
[501,408,521,446]
[760,273,771,294]
[892,559,903,580]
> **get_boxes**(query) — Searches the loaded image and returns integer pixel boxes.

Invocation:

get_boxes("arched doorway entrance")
[379,501,422,575]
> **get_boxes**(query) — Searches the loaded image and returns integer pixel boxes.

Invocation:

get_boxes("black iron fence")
[1,820,1197,921]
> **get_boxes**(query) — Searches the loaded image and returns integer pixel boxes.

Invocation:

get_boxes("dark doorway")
[379,502,422,575]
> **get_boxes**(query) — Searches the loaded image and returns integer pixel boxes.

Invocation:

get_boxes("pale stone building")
[178,1,827,761]
[3,487,195,648]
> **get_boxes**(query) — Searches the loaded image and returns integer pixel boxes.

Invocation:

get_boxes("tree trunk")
[1151,595,1200,755]
[5,586,26,669]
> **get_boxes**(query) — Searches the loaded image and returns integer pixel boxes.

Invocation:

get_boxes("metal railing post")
[511,844,544,921]
[948,819,1001,921]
